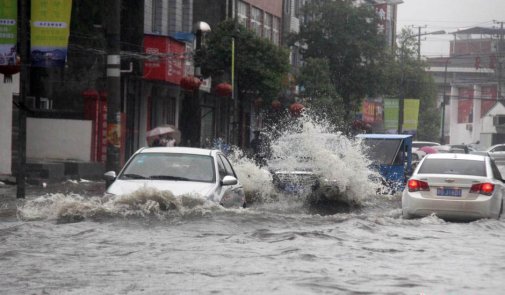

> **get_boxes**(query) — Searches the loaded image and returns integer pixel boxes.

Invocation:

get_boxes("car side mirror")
[104,171,117,181]
[221,175,238,186]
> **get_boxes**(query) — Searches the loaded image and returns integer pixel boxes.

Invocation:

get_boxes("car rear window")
[418,159,486,176]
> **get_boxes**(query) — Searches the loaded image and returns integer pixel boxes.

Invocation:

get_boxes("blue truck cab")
[356,134,413,192]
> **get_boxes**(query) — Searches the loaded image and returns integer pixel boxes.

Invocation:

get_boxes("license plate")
[437,187,462,197]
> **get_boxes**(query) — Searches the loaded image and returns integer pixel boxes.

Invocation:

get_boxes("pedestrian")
[166,136,176,147]
[151,136,163,147]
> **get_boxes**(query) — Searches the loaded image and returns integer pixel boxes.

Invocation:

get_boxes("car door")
[215,154,245,207]
[489,145,505,163]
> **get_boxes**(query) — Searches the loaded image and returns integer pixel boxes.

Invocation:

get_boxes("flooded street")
[1,188,504,295]
[2,120,505,295]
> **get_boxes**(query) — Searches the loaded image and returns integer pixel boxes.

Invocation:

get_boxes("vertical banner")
[0,0,17,65]
[402,99,420,133]
[457,87,473,123]
[31,0,73,67]
[383,98,399,133]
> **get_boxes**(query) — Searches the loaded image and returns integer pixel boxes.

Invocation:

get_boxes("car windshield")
[418,158,486,176]
[119,153,215,182]
[361,138,402,165]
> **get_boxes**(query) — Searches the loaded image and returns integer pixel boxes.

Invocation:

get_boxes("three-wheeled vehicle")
[356,134,413,193]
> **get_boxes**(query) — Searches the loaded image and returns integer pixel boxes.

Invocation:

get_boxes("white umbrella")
[146,125,181,143]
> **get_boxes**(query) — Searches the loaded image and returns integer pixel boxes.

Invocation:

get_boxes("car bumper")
[402,191,502,220]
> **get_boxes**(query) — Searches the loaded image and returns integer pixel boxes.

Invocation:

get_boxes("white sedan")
[402,153,504,220]
[104,147,246,208]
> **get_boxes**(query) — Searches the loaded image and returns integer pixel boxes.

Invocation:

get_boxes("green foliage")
[293,0,389,122]
[197,19,290,102]
[384,28,441,141]
[298,57,344,126]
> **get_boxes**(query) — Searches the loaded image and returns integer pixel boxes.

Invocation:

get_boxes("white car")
[479,144,505,163]
[402,153,504,220]
[104,147,246,208]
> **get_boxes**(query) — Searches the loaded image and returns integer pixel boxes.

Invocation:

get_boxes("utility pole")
[16,0,29,199]
[105,0,121,173]
[495,20,504,99]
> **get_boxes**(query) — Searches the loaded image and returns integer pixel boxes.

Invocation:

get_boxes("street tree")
[386,28,440,141]
[197,19,290,104]
[298,57,344,128]
[292,0,389,123]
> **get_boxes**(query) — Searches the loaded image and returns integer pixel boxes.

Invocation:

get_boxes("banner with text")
[402,98,420,133]
[0,0,17,65]
[31,0,73,67]
[383,98,399,133]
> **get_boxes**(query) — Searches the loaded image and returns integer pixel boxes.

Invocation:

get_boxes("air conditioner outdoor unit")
[466,123,473,131]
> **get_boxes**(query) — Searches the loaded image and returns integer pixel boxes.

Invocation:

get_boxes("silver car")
[402,153,504,220]
[104,147,246,208]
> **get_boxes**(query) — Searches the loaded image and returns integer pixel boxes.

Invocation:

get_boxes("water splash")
[17,188,225,223]
[225,112,383,211]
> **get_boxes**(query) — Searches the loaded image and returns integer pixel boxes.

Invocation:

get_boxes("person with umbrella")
[146,125,181,147]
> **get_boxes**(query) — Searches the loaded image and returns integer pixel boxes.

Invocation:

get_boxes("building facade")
[427,26,504,147]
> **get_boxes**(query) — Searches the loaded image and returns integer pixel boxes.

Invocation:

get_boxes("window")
[152,0,162,34]
[264,13,272,41]
[217,156,227,180]
[237,1,248,27]
[272,17,280,45]
[418,159,486,176]
[219,155,237,178]
[251,7,262,36]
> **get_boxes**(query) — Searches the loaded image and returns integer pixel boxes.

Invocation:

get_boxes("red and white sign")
[143,35,186,84]
[362,100,383,124]
[458,87,473,123]
[481,85,498,117]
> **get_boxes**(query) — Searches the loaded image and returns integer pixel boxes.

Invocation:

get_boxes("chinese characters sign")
[0,0,17,66]
[143,35,186,85]
[31,0,73,67]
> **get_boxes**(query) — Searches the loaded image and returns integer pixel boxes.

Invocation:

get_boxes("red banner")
[143,35,185,84]
[362,100,384,124]
[481,85,497,117]
[457,87,473,123]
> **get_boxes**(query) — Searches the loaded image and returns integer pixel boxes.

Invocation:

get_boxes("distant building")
[427,26,504,147]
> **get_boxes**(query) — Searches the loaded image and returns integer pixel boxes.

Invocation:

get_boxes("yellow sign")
[403,99,420,132]
[31,0,73,67]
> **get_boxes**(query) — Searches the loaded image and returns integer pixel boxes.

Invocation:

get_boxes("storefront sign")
[143,35,185,85]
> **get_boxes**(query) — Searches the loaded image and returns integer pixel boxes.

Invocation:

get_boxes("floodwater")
[1,117,505,295]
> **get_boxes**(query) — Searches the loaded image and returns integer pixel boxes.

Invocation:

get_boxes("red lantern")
[180,76,202,91]
[215,83,232,97]
[271,99,282,110]
[289,102,304,117]
[0,56,21,83]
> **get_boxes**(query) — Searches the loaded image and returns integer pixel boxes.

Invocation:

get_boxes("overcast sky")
[396,0,505,58]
